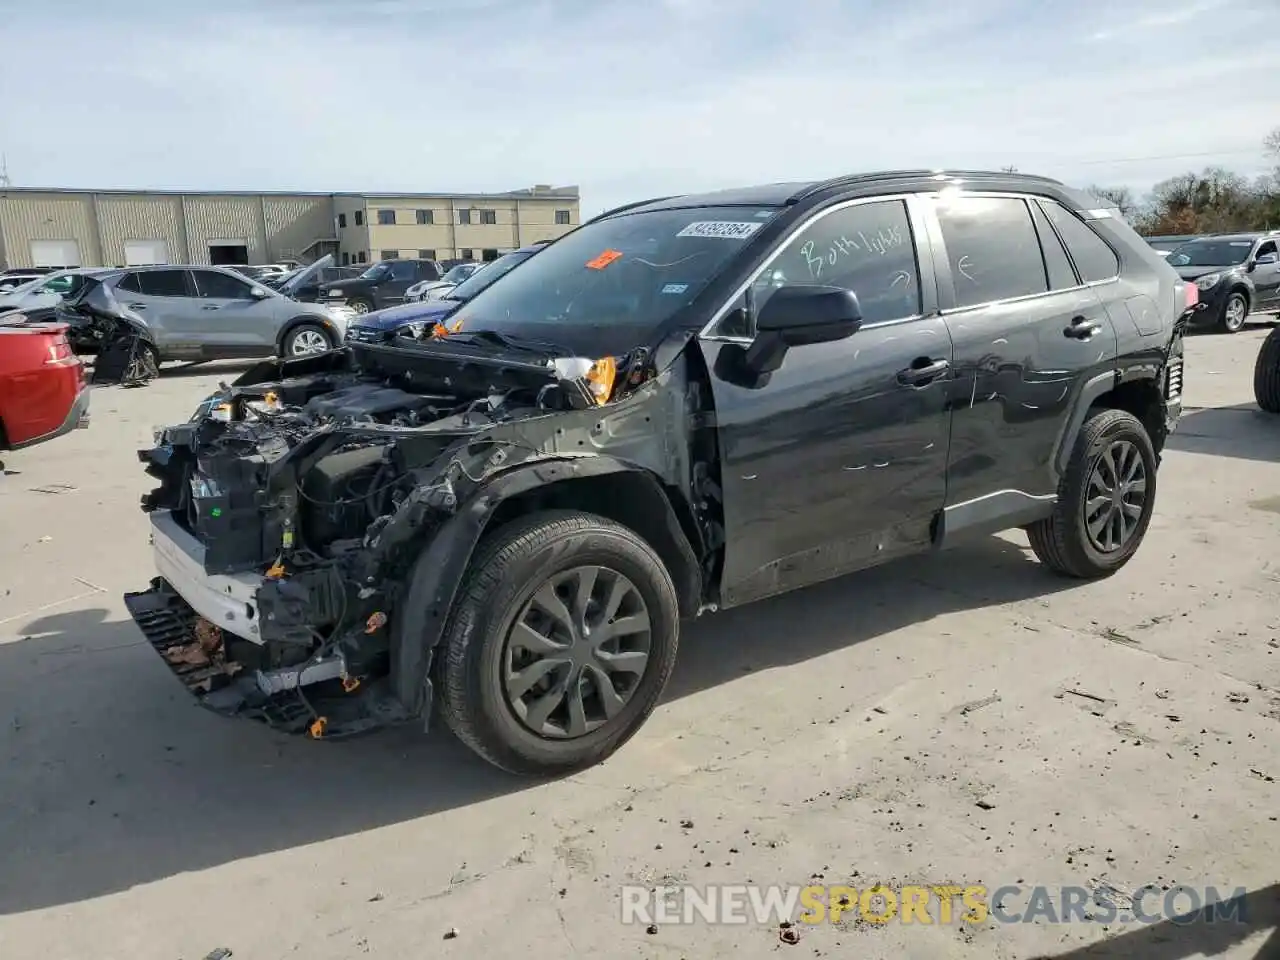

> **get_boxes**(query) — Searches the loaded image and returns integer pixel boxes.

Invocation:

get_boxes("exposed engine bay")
[125,330,722,738]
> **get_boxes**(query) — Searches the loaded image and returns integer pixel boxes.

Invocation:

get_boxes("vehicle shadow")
[0,535,1072,915]
[156,359,258,379]
[1029,881,1280,959]
[1166,403,1280,463]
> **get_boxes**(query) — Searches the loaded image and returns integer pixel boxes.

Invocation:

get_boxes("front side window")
[934,196,1047,308]
[1039,201,1119,282]
[707,200,920,339]
[1166,239,1253,267]
[1254,240,1277,260]
[388,260,418,281]
[452,205,782,356]
[194,269,253,299]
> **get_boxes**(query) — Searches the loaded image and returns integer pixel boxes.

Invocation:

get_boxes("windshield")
[1167,240,1254,267]
[442,263,479,284]
[447,207,779,356]
[359,263,391,281]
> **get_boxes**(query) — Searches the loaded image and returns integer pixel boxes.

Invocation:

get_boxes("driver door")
[189,268,278,356]
[698,196,954,607]
[379,261,421,305]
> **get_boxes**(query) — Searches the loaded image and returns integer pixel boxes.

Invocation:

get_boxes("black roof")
[603,170,1074,218]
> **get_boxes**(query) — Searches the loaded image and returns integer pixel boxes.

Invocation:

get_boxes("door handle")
[897,357,950,385]
[202,305,220,310]
[1064,315,1102,339]
[127,302,147,309]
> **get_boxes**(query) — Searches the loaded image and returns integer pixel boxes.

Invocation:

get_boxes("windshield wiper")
[444,329,571,358]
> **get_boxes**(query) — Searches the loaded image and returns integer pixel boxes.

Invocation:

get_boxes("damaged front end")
[125,329,715,738]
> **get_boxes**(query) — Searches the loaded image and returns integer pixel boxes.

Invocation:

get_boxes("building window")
[377,209,396,225]
[555,209,571,225]
[481,248,499,261]
[354,210,364,226]
[419,248,437,260]
[460,248,474,260]
[458,208,472,225]
[357,251,367,263]
[341,251,350,265]
[480,209,497,225]
[338,213,348,228]
[380,249,399,260]
[416,209,433,225]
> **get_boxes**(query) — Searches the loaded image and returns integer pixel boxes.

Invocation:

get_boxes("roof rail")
[790,169,1064,202]
[584,196,677,223]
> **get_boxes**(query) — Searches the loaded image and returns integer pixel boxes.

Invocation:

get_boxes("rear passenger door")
[922,193,1118,526]
[189,268,278,357]
[115,268,201,359]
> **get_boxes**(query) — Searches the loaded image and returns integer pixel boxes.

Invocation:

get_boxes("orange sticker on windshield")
[586,249,623,270]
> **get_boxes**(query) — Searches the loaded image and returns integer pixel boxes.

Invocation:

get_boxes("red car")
[0,314,90,459]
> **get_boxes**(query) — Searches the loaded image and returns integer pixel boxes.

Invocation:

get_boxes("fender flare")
[388,456,694,718]
[1051,370,1118,477]
[276,314,339,353]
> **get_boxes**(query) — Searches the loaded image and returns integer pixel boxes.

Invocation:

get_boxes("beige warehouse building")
[0,185,580,269]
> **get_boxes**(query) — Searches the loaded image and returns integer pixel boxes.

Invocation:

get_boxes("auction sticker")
[676,221,762,240]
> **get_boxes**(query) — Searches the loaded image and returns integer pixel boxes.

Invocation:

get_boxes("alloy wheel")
[1224,295,1246,331]
[290,329,329,355]
[502,565,653,740]
[1084,439,1147,553]
[350,301,370,314]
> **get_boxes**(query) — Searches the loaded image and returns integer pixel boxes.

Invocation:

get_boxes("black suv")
[1166,231,1280,332]
[316,258,443,314]
[123,170,1189,775]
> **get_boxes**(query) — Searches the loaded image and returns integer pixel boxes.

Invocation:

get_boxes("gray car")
[87,257,355,360]
[0,267,115,320]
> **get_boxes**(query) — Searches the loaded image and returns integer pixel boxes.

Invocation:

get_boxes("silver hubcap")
[290,329,328,355]
[1085,439,1147,553]
[1225,297,1245,329]
[350,301,370,314]
[502,565,652,740]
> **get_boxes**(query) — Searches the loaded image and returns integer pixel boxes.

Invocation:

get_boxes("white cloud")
[0,0,1274,213]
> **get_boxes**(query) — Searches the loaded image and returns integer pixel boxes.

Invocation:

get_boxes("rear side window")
[116,272,142,294]
[1029,202,1079,291]
[1039,201,1120,282]
[934,196,1047,307]
[136,269,191,297]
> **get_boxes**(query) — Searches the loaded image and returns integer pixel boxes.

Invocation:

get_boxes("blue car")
[343,242,548,343]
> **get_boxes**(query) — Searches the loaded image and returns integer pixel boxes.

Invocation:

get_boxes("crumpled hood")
[354,298,458,331]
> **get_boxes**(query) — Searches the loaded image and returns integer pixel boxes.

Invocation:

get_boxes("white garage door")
[29,239,81,267]
[124,239,170,266]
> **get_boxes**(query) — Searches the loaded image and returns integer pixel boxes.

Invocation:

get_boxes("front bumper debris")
[124,579,411,739]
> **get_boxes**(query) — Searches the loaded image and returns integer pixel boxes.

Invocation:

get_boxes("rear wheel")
[1026,408,1157,578]
[1218,291,1248,333]
[349,298,374,315]
[438,511,680,776]
[1255,326,1280,414]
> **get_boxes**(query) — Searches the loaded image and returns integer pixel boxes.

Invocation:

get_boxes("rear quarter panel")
[0,327,81,446]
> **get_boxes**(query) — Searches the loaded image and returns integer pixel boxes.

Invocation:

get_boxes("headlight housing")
[1195,273,1222,291]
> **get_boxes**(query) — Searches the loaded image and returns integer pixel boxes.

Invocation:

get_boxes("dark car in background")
[264,264,364,302]
[1167,231,1280,332]
[342,242,550,342]
[317,258,443,314]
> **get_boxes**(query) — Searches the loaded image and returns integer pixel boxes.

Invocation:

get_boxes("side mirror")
[250,286,270,299]
[1253,252,1278,268]
[743,285,861,375]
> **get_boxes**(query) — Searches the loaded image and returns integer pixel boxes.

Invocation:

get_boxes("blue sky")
[0,0,1274,214]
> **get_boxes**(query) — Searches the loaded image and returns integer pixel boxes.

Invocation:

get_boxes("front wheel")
[348,298,374,315]
[1218,291,1248,333]
[1255,326,1280,413]
[282,322,334,356]
[1026,408,1157,578]
[438,511,680,776]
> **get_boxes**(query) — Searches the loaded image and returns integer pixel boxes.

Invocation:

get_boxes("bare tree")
[1084,184,1139,220]
[1265,127,1280,163]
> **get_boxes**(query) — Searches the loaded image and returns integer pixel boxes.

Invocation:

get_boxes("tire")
[438,510,680,776]
[349,298,374,315]
[1255,326,1280,414]
[282,322,334,356]
[1218,290,1248,333]
[1026,408,1157,579]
